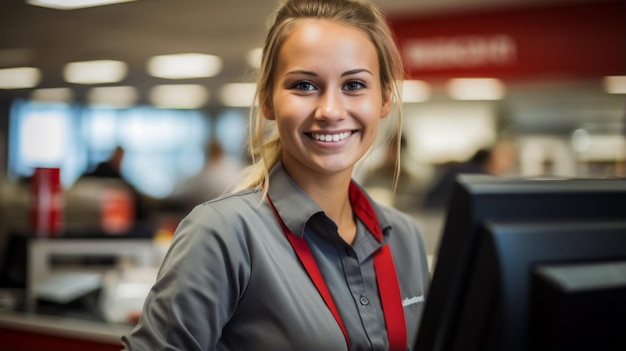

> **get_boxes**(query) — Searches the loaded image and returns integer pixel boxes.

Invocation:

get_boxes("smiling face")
[265,19,391,184]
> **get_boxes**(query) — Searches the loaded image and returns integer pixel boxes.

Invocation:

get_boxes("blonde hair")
[234,0,404,194]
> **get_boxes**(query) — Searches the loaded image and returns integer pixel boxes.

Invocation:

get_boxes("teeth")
[311,131,352,142]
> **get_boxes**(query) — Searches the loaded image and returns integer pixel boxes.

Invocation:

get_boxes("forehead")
[277,19,379,72]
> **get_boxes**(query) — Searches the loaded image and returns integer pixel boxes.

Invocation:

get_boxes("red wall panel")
[389,0,626,82]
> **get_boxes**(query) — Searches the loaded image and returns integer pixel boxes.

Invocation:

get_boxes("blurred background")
[0,0,624,349]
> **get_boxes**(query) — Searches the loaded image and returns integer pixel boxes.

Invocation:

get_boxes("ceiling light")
[603,76,626,94]
[147,53,222,79]
[0,67,41,89]
[87,86,137,107]
[447,78,505,100]
[31,88,73,102]
[219,83,257,107]
[401,80,431,103]
[63,60,127,84]
[149,84,209,109]
[247,48,262,69]
[27,0,136,10]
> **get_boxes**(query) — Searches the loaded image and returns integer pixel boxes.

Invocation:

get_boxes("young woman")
[122,0,430,350]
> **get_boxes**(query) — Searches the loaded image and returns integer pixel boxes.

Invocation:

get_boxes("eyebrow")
[285,68,373,77]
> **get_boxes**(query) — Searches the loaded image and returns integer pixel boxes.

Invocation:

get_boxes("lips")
[308,131,353,142]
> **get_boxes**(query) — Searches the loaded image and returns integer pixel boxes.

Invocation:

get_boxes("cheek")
[364,118,381,141]
[355,100,384,142]
[275,108,303,140]
[274,96,309,128]
[355,98,384,124]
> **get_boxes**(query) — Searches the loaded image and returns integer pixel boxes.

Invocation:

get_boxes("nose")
[315,89,344,122]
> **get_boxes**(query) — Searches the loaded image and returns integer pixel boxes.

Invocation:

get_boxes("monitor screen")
[415,175,626,351]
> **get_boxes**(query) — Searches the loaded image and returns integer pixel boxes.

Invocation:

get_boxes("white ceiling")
[0,0,596,108]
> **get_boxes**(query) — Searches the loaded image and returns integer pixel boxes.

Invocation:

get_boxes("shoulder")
[162,188,271,276]
[375,202,427,255]
[376,202,421,233]
[197,188,263,214]
[178,188,267,237]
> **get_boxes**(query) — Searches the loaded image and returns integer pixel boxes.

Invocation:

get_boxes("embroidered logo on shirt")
[402,295,424,307]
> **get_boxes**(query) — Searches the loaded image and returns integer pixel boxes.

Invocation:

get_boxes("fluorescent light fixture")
[0,67,41,89]
[149,84,209,109]
[64,60,127,84]
[147,53,222,79]
[447,78,505,100]
[603,75,626,94]
[219,83,257,107]
[31,88,74,102]
[87,86,138,107]
[401,80,431,103]
[247,48,263,69]
[27,0,136,10]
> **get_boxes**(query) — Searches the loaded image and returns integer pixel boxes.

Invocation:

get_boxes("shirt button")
[359,296,370,306]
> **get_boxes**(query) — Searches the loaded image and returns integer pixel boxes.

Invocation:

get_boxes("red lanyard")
[267,182,407,351]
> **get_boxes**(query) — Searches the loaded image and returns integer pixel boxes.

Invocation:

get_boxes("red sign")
[389,0,626,82]
[100,184,135,235]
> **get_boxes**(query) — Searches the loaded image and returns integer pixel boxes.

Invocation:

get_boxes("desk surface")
[0,311,134,345]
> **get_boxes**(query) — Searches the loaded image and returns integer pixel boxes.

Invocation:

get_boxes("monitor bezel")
[414,175,626,351]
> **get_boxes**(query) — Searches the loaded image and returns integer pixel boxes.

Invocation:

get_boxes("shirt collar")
[267,161,392,240]
[267,161,323,238]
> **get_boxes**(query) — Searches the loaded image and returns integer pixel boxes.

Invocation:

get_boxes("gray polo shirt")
[122,162,430,351]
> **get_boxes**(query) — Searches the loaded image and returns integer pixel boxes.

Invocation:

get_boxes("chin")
[314,158,355,175]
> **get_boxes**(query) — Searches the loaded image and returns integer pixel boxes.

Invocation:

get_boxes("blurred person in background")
[81,145,151,227]
[170,139,243,210]
[422,141,517,210]
[86,145,126,179]
[122,0,430,349]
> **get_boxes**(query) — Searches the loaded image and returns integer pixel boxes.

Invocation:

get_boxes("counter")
[0,311,133,351]
[0,236,159,350]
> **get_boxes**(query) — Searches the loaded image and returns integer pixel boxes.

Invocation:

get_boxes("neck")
[312,185,356,244]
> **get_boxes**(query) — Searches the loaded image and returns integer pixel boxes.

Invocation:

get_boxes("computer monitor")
[415,175,626,351]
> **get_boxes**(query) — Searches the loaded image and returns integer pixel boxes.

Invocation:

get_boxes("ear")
[380,87,392,119]
[261,94,275,120]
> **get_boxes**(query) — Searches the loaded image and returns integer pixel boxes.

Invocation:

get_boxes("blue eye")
[344,80,365,91]
[293,81,316,91]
